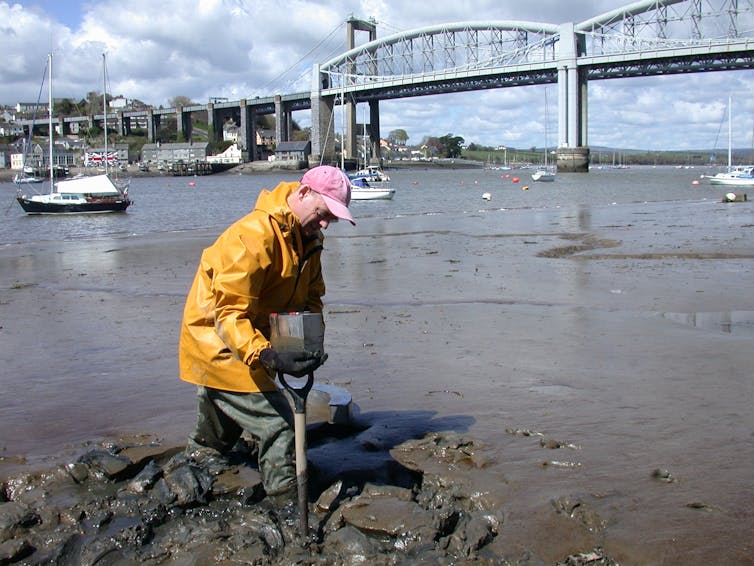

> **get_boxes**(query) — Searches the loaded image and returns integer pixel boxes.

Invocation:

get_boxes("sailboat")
[531,88,556,182]
[706,97,754,187]
[348,119,395,200]
[338,81,394,200]
[16,53,131,214]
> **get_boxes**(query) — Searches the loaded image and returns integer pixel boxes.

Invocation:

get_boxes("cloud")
[2,0,754,150]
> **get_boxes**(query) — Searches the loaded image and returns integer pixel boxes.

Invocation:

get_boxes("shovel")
[277,369,314,539]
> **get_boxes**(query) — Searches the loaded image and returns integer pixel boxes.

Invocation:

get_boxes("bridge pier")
[310,64,337,166]
[240,99,257,161]
[176,107,192,141]
[556,146,590,172]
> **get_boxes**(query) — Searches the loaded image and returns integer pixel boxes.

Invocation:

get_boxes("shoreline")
[0,157,486,184]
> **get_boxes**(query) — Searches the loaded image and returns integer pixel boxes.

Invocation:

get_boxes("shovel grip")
[278,371,314,413]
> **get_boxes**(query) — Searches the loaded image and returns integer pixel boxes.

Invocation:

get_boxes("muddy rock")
[0,429,513,563]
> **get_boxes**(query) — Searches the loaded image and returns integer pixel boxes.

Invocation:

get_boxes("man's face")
[298,188,339,237]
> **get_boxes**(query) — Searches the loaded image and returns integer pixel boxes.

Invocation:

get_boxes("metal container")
[269,311,324,353]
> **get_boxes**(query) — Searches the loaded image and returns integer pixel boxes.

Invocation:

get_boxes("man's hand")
[259,348,328,377]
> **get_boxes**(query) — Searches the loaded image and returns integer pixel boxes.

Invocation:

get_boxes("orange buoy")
[188,181,196,187]
[691,179,700,185]
[512,177,520,183]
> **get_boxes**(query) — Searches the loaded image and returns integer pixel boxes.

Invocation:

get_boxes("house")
[141,141,210,164]
[0,144,10,168]
[0,123,24,137]
[206,143,242,165]
[9,140,74,170]
[15,102,47,116]
[223,120,239,143]
[274,140,311,162]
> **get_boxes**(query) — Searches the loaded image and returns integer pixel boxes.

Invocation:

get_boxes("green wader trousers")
[187,386,296,496]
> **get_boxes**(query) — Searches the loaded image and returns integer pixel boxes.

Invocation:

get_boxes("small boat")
[16,53,131,215]
[531,167,556,182]
[349,167,395,200]
[707,165,754,186]
[532,88,556,182]
[16,174,131,214]
[349,165,390,184]
[350,184,396,200]
[14,173,44,184]
[704,97,754,187]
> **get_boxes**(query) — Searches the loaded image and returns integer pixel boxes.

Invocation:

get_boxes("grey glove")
[259,348,327,377]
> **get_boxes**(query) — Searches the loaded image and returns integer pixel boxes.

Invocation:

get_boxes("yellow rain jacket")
[179,181,325,393]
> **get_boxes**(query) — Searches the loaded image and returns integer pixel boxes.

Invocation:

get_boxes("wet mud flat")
[1,425,622,565]
[1,198,753,564]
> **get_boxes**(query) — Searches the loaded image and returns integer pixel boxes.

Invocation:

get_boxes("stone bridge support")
[176,107,192,141]
[310,64,336,166]
[117,112,131,136]
[240,99,257,161]
[556,22,590,172]
[274,95,292,146]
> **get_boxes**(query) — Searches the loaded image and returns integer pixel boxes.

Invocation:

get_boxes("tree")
[388,128,408,145]
[169,96,194,108]
[53,98,78,117]
[439,133,464,158]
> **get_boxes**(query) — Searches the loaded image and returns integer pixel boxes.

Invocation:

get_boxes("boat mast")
[48,53,54,191]
[340,72,345,170]
[363,106,367,168]
[103,53,109,175]
[543,87,549,169]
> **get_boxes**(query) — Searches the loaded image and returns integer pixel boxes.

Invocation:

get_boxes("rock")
[0,501,40,542]
[77,449,135,481]
[0,537,33,562]
[341,495,435,538]
[163,462,211,506]
[316,479,344,512]
[211,466,264,503]
[127,459,163,493]
[322,524,380,557]
[438,511,498,557]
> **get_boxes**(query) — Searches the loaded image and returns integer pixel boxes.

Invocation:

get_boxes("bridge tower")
[345,17,378,165]
[556,23,590,172]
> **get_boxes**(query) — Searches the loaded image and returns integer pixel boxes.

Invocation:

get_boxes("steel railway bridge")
[20,0,754,172]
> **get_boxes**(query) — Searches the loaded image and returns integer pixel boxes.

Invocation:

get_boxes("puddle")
[657,310,754,336]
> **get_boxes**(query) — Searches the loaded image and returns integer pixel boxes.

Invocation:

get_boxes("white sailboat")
[706,97,754,186]
[339,81,394,200]
[349,122,395,200]
[16,53,131,214]
[532,88,556,182]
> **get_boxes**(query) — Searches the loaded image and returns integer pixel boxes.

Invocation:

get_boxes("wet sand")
[1,198,753,564]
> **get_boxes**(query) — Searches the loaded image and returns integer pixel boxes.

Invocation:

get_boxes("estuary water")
[1,165,752,564]
[0,164,724,245]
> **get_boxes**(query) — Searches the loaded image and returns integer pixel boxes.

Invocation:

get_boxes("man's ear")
[296,184,312,200]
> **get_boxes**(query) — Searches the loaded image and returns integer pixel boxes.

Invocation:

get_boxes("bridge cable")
[256,21,345,94]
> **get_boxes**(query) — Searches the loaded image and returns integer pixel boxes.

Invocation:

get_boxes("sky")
[2,0,754,152]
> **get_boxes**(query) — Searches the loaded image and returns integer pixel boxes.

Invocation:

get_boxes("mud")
[0,429,619,565]
[1,197,753,564]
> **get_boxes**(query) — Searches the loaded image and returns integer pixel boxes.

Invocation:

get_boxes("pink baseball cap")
[301,166,356,225]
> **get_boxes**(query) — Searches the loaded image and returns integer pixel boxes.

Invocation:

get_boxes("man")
[179,165,355,499]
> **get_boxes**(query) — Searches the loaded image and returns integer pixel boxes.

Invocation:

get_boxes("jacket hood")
[254,182,299,230]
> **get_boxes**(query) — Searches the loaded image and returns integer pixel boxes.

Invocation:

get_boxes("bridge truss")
[311,0,754,168]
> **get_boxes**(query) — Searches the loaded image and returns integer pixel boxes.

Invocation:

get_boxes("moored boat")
[16,53,131,215]
[706,165,754,186]
[16,173,131,214]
